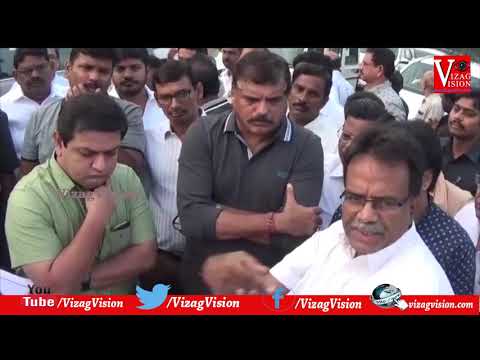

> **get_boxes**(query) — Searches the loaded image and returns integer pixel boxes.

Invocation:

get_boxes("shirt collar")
[8,82,60,103]
[202,97,228,112]
[225,112,293,143]
[318,98,334,117]
[442,136,480,163]
[48,154,78,192]
[368,79,392,92]
[340,220,418,273]
[365,222,417,273]
[330,153,344,178]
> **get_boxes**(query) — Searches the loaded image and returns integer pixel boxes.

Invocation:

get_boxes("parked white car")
[399,56,480,119]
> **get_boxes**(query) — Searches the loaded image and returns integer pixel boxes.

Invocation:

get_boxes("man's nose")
[297,91,308,102]
[170,96,181,109]
[256,100,269,115]
[355,201,379,223]
[92,154,107,172]
[88,69,100,81]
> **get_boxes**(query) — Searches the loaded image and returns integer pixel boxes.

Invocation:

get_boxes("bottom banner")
[0,295,478,315]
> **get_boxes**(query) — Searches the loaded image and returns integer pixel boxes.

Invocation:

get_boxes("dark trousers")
[139,249,184,294]
[0,204,11,271]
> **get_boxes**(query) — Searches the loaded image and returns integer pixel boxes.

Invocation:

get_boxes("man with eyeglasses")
[319,91,392,228]
[441,90,480,195]
[140,60,203,293]
[200,125,453,295]
[359,48,407,122]
[0,48,64,161]
[177,51,323,294]
[20,48,146,179]
[328,120,475,294]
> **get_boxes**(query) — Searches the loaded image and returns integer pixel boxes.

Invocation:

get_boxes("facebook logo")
[272,287,286,310]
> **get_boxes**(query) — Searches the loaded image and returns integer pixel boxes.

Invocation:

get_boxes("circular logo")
[454,60,469,72]
[371,284,408,310]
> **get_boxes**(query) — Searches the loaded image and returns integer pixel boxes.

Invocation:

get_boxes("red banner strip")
[0,295,478,315]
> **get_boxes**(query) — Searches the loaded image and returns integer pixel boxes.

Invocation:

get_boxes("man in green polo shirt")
[5,93,156,294]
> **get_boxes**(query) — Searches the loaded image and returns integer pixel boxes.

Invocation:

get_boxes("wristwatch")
[81,272,92,292]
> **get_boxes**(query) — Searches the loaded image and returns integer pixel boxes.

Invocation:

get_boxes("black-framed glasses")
[16,63,50,77]
[156,89,193,106]
[340,191,409,212]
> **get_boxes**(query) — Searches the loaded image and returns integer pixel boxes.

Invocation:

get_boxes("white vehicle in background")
[399,56,480,119]
[359,48,448,72]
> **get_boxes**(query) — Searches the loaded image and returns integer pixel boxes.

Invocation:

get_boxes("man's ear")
[12,68,18,82]
[48,61,56,81]
[195,82,204,102]
[377,64,384,78]
[53,131,65,157]
[65,61,72,81]
[422,170,434,192]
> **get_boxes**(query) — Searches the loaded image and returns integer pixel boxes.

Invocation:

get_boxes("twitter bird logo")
[136,284,171,310]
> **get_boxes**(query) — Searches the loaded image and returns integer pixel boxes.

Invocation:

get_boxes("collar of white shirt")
[108,85,156,103]
[5,81,65,103]
[338,221,419,274]
[325,151,344,178]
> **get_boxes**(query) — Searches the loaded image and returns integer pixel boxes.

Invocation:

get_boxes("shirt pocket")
[105,221,132,257]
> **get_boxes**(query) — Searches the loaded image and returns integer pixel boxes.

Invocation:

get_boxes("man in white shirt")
[0,48,64,160]
[320,91,391,228]
[188,53,232,116]
[218,48,242,99]
[288,62,344,155]
[47,48,69,91]
[140,60,202,293]
[324,49,355,106]
[201,125,453,295]
[360,48,407,122]
[414,71,444,129]
[110,48,168,132]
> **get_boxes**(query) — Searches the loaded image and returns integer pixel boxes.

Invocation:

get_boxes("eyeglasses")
[156,89,193,106]
[341,191,409,212]
[16,63,50,77]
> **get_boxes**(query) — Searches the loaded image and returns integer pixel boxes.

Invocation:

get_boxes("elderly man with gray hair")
[414,70,444,129]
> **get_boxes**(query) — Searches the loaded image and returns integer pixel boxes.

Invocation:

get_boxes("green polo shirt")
[5,156,155,294]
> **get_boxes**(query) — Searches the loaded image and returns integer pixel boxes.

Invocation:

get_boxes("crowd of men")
[0,47,479,296]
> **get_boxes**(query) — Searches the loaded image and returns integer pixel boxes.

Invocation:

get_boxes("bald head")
[422,70,434,96]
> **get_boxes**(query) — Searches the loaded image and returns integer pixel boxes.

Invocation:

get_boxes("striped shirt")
[145,124,185,255]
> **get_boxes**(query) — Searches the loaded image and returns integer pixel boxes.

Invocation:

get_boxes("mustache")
[449,120,464,128]
[84,82,101,91]
[350,220,385,235]
[292,101,307,109]
[120,79,139,86]
[28,79,45,86]
[248,115,274,124]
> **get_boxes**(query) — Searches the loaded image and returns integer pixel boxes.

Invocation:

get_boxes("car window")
[402,61,432,94]
[437,48,480,64]
[0,48,15,79]
[388,48,399,58]
[403,60,480,93]
[344,48,359,66]
[414,49,436,58]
